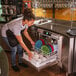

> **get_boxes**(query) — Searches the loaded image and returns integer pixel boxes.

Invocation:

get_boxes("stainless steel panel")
[73,37,76,72]
[57,36,63,68]
[61,37,69,72]
[68,38,74,73]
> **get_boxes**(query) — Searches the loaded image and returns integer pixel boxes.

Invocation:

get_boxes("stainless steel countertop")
[34,18,76,37]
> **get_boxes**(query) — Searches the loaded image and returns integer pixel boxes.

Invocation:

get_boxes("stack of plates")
[35,39,45,51]
[35,39,55,55]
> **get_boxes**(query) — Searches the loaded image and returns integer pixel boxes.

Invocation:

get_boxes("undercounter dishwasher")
[23,18,76,76]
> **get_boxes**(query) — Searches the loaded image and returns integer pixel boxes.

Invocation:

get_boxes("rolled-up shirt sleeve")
[12,24,28,36]
[13,26,21,36]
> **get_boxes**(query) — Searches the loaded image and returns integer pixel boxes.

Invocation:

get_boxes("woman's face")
[25,19,35,27]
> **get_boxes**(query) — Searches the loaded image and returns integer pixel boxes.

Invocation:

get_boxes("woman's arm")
[23,29,35,45]
[16,35,32,60]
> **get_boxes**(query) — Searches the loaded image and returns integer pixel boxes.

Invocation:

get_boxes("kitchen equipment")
[23,20,63,72]
[23,18,76,76]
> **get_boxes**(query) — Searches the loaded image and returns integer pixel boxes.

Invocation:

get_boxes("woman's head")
[23,8,35,26]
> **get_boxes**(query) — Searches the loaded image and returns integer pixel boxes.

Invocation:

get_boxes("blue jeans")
[2,37,23,66]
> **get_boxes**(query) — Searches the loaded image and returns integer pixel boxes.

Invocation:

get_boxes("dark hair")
[23,8,35,21]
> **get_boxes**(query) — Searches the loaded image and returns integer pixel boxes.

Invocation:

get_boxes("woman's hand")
[15,35,33,60]
[27,51,33,60]
[31,41,35,48]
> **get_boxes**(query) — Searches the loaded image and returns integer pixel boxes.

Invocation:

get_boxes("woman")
[1,8,35,72]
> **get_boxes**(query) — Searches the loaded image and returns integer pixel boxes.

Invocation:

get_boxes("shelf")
[32,0,72,8]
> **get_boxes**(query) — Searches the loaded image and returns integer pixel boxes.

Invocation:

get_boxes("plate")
[48,44,54,52]
[47,45,52,53]
[40,39,45,45]
[35,40,43,51]
[41,45,50,55]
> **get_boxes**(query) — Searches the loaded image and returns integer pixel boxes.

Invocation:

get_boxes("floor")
[6,51,66,76]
